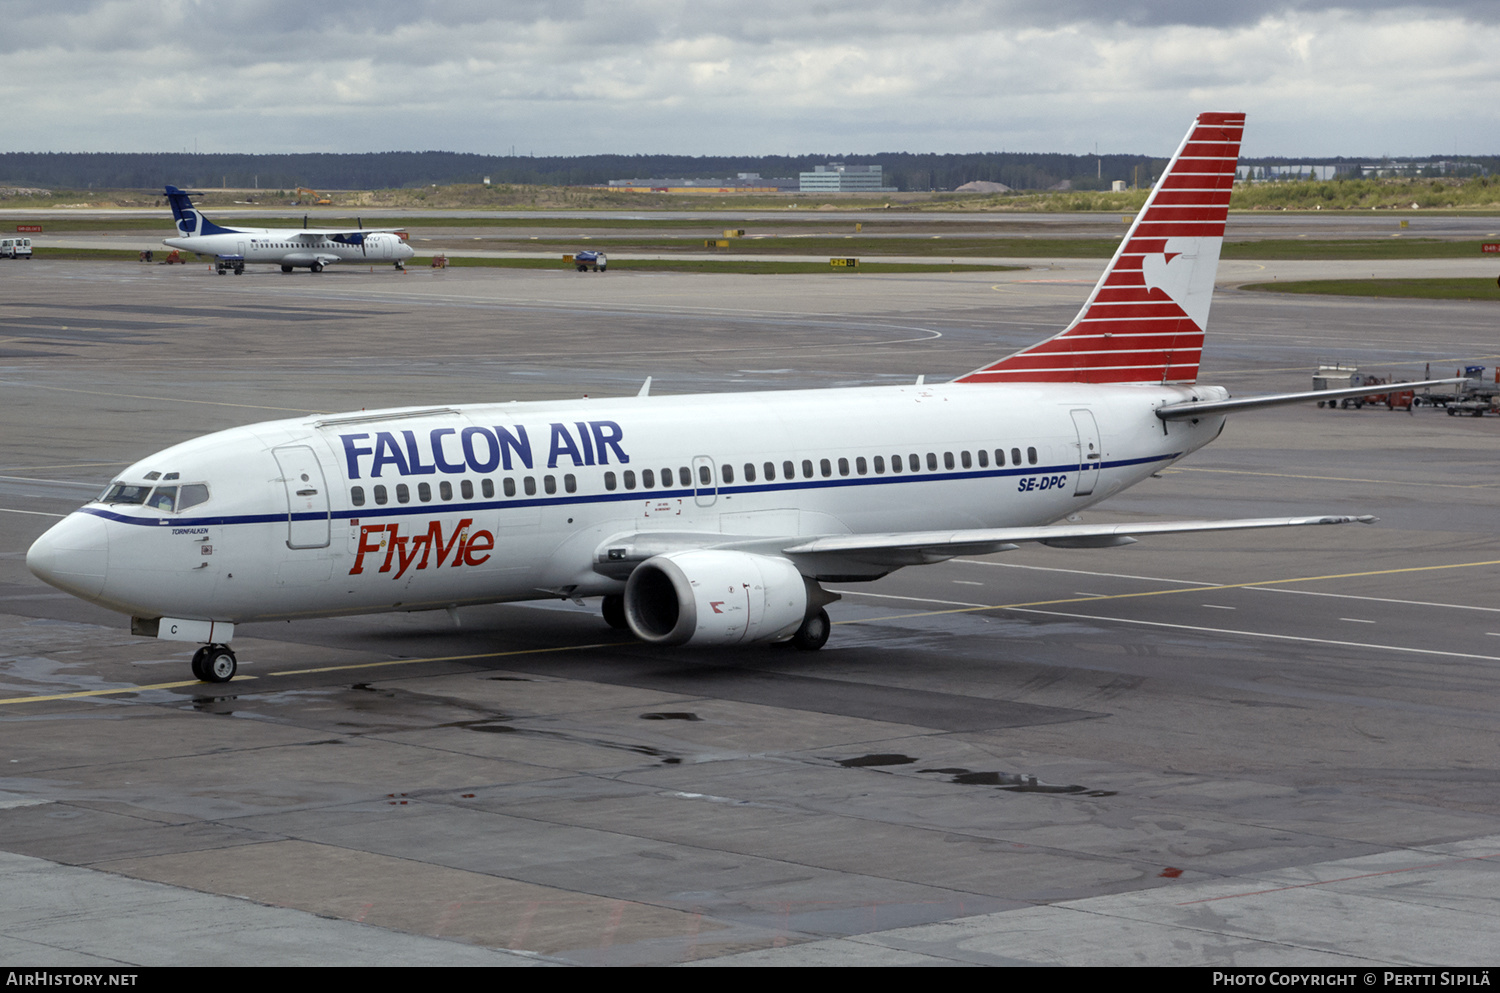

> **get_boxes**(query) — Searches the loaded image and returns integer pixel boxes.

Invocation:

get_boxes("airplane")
[28,113,1460,684]
[160,185,415,273]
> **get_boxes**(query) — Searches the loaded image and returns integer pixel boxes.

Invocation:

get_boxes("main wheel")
[311,262,323,273]
[601,594,627,630]
[791,608,831,651]
[202,645,237,683]
[281,265,293,273]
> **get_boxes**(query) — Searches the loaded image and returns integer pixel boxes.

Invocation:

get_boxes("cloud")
[1,1,1495,157]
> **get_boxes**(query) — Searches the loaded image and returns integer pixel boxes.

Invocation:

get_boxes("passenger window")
[838,458,849,477]
[642,469,655,489]
[909,454,920,472]
[944,452,955,470]
[504,478,516,497]
[481,479,493,498]
[624,470,636,490]
[662,468,672,487]
[374,485,388,505]
[856,457,866,475]
[418,482,431,502]
[744,463,756,483]
[565,474,577,493]
[1028,447,1038,465]
[461,480,473,499]
[873,455,885,474]
[801,459,813,478]
[1011,447,1022,466]
[679,467,691,486]
[604,471,616,490]
[784,460,795,479]
[722,464,734,484]
[440,481,453,501]
[698,465,711,485]
[544,475,556,495]
[927,453,938,471]
[396,484,410,504]
[178,484,209,510]
[977,450,988,468]
[524,477,537,496]
[764,462,776,481]
[889,455,901,474]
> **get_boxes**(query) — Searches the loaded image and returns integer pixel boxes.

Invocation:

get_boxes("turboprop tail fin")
[163,186,237,238]
[955,112,1244,385]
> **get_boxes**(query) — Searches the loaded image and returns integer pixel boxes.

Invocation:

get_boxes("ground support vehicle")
[214,255,245,275]
[571,250,607,272]
[1446,392,1499,417]
[0,237,32,259]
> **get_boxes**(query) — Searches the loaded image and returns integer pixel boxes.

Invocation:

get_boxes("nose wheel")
[190,644,238,683]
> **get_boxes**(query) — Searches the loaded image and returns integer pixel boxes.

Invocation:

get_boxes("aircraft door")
[1070,409,1102,497]
[272,445,331,548]
[692,456,717,507]
[381,236,391,259]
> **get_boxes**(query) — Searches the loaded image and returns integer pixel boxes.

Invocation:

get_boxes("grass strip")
[1240,278,1500,300]
[416,257,1023,274]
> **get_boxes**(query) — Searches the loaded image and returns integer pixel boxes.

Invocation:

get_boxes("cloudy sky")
[2,1,1494,158]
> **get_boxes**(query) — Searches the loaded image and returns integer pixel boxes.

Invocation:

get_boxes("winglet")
[955,113,1245,385]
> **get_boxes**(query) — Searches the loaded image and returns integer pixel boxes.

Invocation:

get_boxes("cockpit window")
[102,483,152,505]
[100,482,209,512]
[178,484,209,511]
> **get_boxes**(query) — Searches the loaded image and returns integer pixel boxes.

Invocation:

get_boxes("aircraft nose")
[27,513,109,600]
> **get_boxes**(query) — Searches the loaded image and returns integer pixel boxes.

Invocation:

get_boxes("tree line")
[2,151,1494,193]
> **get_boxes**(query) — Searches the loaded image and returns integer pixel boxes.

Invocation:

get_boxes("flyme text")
[351,518,494,579]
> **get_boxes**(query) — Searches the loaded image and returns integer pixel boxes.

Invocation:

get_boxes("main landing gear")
[191,644,237,683]
[601,594,628,630]
[791,608,831,651]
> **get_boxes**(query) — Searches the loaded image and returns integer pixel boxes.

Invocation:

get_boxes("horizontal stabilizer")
[1156,378,1468,420]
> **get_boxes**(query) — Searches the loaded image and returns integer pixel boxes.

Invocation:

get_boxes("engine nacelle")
[623,550,808,646]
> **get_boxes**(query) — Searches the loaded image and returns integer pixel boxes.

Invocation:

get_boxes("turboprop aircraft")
[29,114,1457,683]
[160,186,415,272]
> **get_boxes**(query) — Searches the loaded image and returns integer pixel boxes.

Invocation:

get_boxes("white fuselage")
[163,229,413,269]
[27,381,1227,625]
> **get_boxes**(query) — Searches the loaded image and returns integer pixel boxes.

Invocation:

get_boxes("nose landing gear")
[190,644,238,683]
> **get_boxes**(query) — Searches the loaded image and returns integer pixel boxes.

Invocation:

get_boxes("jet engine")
[623,550,808,646]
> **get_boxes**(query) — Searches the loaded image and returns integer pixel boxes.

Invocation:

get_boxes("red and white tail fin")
[955,112,1244,385]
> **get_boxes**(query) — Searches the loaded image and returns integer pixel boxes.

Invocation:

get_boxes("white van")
[0,237,33,259]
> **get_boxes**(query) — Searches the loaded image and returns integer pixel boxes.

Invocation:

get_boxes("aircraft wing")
[779,515,1374,567]
[593,514,1374,578]
[300,228,404,238]
[1157,378,1467,420]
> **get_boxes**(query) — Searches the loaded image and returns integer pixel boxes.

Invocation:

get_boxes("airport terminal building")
[798,162,897,193]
